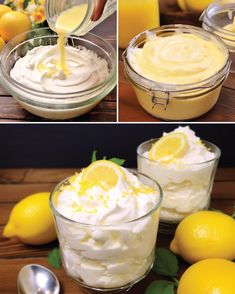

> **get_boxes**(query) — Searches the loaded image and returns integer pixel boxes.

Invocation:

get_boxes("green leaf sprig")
[91,150,125,166]
[48,248,61,269]
[145,248,179,294]
[23,0,30,9]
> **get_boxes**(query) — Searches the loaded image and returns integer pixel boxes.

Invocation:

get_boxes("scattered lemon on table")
[149,133,188,162]
[81,160,125,189]
[0,4,12,18]
[3,192,57,245]
[177,0,214,12]
[170,211,235,264]
[0,11,31,42]
[177,259,235,294]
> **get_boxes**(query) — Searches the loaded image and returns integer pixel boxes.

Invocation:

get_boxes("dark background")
[0,124,234,168]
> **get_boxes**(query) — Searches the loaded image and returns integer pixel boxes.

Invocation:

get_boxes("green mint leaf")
[91,150,97,163]
[23,0,30,9]
[109,158,125,166]
[145,280,175,294]
[48,248,61,269]
[153,248,179,277]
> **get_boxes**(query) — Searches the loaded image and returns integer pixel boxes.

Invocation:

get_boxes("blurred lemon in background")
[0,11,31,42]
[0,4,11,18]
[170,211,235,263]
[3,192,57,245]
[177,0,214,12]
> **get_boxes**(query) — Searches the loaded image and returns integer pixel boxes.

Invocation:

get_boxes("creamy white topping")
[55,167,160,288]
[138,127,217,222]
[57,168,157,225]
[10,45,109,93]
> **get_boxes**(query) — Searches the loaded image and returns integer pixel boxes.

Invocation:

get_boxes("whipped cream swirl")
[10,45,109,93]
[128,33,227,85]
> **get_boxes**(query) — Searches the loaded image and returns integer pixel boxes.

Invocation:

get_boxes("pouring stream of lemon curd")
[55,4,88,74]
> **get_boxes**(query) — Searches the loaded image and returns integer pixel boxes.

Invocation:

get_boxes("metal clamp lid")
[152,91,169,110]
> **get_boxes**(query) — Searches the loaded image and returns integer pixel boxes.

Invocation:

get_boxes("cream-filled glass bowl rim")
[201,0,235,38]
[0,27,116,98]
[123,24,230,93]
[137,138,221,166]
[50,170,163,227]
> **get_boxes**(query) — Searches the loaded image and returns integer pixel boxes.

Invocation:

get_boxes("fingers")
[91,0,107,21]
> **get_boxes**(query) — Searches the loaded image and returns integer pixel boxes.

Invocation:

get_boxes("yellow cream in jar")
[124,27,230,121]
[128,33,227,85]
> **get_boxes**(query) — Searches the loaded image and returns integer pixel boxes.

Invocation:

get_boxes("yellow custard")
[128,33,227,85]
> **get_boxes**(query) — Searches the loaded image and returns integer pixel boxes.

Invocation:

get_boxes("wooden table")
[119,0,235,122]
[0,168,234,294]
[0,14,117,122]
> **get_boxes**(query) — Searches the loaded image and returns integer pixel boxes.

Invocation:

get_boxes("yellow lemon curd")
[126,29,229,120]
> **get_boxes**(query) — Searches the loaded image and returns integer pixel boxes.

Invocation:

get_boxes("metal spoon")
[17,264,60,294]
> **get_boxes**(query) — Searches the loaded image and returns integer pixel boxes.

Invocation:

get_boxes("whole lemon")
[0,4,12,18]
[184,0,214,12]
[0,11,31,42]
[177,259,235,294]
[170,211,235,264]
[3,192,57,245]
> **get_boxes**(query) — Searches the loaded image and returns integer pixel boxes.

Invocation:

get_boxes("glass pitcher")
[46,0,117,36]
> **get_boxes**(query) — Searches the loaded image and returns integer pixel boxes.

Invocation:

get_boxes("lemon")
[170,211,235,264]
[0,4,12,18]
[177,0,187,10]
[3,192,57,245]
[0,36,5,51]
[82,160,125,189]
[149,133,188,162]
[183,0,214,12]
[177,259,235,294]
[0,11,31,42]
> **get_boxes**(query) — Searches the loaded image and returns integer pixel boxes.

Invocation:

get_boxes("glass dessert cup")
[50,171,163,293]
[201,0,235,73]
[0,28,116,120]
[123,25,231,121]
[137,139,221,233]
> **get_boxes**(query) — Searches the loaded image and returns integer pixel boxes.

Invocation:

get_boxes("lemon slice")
[82,160,125,189]
[149,132,188,162]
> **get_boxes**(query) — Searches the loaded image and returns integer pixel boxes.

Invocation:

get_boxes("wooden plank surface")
[0,13,117,122]
[0,167,234,294]
[118,0,235,122]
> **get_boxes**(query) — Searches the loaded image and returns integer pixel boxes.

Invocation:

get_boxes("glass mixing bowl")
[0,28,116,120]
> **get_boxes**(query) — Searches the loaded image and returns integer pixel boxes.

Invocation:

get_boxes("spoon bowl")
[17,264,60,294]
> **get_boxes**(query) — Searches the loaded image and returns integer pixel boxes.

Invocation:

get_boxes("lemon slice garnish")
[82,160,125,190]
[149,132,189,162]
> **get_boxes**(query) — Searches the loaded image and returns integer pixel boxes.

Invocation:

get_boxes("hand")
[91,0,107,21]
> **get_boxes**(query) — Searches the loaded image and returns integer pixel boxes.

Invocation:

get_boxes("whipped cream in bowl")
[137,127,221,226]
[50,162,162,292]
[0,28,116,120]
